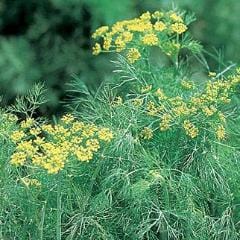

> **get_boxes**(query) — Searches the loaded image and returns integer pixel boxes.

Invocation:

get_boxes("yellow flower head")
[10,115,113,174]
[208,72,217,77]
[10,152,27,166]
[112,96,123,106]
[20,177,41,187]
[11,130,25,143]
[103,36,112,50]
[20,118,35,129]
[86,139,100,152]
[202,105,217,117]
[159,114,172,131]
[115,36,126,52]
[181,80,194,90]
[155,88,167,100]
[142,33,159,46]
[152,11,164,19]
[154,21,166,32]
[30,127,41,136]
[127,48,141,64]
[147,101,159,116]
[75,146,93,162]
[140,11,151,21]
[141,85,152,93]
[171,23,187,34]
[132,98,144,107]
[183,120,199,138]
[92,43,101,55]
[61,114,75,124]
[140,127,153,140]
[218,112,226,123]
[98,128,114,142]
[92,26,109,39]
[216,125,226,140]
[170,12,183,22]
[122,31,133,43]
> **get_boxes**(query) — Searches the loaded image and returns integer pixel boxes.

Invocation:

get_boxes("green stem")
[39,201,46,240]
[56,175,62,240]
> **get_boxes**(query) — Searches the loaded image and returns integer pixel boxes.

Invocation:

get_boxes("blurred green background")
[0,0,239,116]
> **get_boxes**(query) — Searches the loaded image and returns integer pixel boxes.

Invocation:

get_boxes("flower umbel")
[10,115,113,174]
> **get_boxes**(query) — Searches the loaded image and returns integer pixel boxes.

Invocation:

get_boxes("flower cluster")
[157,71,240,140]
[92,10,188,63]
[131,70,240,140]
[183,120,199,139]
[20,177,41,187]
[140,127,153,140]
[10,114,113,174]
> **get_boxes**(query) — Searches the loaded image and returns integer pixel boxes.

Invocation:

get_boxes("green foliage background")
[0,0,239,115]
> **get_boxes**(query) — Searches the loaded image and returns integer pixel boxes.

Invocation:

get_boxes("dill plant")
[0,9,240,240]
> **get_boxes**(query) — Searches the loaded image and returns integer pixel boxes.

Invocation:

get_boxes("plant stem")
[39,201,46,240]
[56,175,62,240]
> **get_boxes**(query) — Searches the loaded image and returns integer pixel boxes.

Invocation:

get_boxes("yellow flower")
[159,114,172,131]
[140,127,153,140]
[126,19,153,32]
[20,118,35,129]
[92,26,109,39]
[103,36,112,50]
[61,114,75,124]
[92,43,101,55]
[142,33,158,46]
[147,101,159,116]
[141,85,152,93]
[181,80,194,90]
[82,124,98,138]
[155,88,167,100]
[32,153,46,166]
[183,120,199,138]
[30,127,41,136]
[10,116,114,174]
[41,145,67,174]
[42,124,55,134]
[16,140,38,157]
[98,128,113,142]
[3,113,18,122]
[132,98,144,107]
[154,21,166,32]
[202,105,217,116]
[112,22,124,34]
[115,36,126,52]
[173,104,191,117]
[10,152,27,166]
[152,11,164,19]
[75,147,93,162]
[10,130,25,143]
[170,13,183,22]
[20,177,41,187]
[86,139,100,152]
[112,96,123,106]
[71,121,84,133]
[140,11,151,21]
[208,72,217,77]
[127,48,141,64]
[122,31,133,43]
[216,125,226,140]
[34,137,45,146]
[171,23,187,34]
[218,112,226,123]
